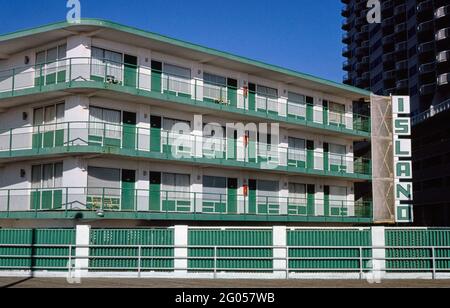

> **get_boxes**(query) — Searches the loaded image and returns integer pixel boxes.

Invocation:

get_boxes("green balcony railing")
[0,121,372,179]
[0,58,371,136]
[0,187,373,222]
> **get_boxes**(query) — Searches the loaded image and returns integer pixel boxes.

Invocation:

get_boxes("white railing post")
[75,224,91,278]
[273,226,288,279]
[371,227,386,281]
[174,225,188,276]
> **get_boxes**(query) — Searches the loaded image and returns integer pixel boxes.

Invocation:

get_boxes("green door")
[248,179,257,214]
[151,61,162,93]
[307,140,315,169]
[227,78,238,107]
[324,186,330,217]
[248,83,256,111]
[122,111,137,150]
[121,169,136,211]
[323,143,330,171]
[227,130,237,160]
[150,172,161,211]
[307,184,315,216]
[150,116,162,152]
[124,55,138,88]
[306,96,314,121]
[227,178,238,214]
[323,100,329,125]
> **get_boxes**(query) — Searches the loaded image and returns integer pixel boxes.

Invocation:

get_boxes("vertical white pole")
[174,225,188,276]
[273,226,288,279]
[371,226,386,281]
[75,224,91,278]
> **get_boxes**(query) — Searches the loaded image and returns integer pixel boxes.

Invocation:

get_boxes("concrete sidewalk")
[1,278,450,288]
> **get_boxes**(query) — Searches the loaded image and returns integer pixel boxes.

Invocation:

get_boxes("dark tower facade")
[342,0,450,225]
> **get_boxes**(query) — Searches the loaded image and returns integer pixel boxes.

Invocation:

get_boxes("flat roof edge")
[0,18,373,97]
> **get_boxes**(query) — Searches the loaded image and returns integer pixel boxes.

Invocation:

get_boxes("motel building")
[0,19,413,230]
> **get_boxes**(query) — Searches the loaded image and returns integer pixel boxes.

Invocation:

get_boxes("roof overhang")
[0,19,372,101]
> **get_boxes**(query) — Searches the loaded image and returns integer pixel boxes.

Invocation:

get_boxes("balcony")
[396,60,408,72]
[342,46,352,58]
[420,83,436,95]
[383,69,396,81]
[343,60,352,71]
[341,5,352,18]
[0,187,373,223]
[342,18,353,31]
[394,23,407,35]
[396,79,409,92]
[437,50,450,64]
[435,5,450,19]
[417,20,435,34]
[0,122,372,180]
[394,4,406,16]
[355,62,368,73]
[0,58,372,138]
[419,62,436,75]
[417,0,433,15]
[418,41,435,54]
[343,74,352,85]
[342,33,352,44]
[355,46,369,57]
[395,41,407,53]
[438,73,450,86]
[436,27,450,41]
[355,31,368,43]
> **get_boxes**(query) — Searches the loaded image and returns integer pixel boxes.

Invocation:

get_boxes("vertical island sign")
[392,96,413,223]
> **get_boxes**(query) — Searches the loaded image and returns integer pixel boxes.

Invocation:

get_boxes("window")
[256,85,278,113]
[287,92,306,118]
[87,166,121,197]
[91,47,123,82]
[330,186,347,209]
[289,183,306,204]
[329,143,346,167]
[288,137,306,162]
[31,162,63,189]
[162,173,190,200]
[328,102,345,125]
[35,44,67,66]
[33,103,65,133]
[203,176,227,202]
[257,180,278,196]
[203,72,227,102]
[163,63,191,95]
[89,106,121,140]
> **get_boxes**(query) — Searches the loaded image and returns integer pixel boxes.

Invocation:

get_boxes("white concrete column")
[191,168,203,213]
[192,63,203,101]
[348,183,355,217]
[63,157,88,210]
[137,104,151,151]
[174,225,189,274]
[65,95,90,146]
[279,128,289,167]
[278,84,288,117]
[238,74,249,109]
[193,115,203,158]
[314,97,324,124]
[314,139,324,171]
[371,227,386,280]
[75,224,91,278]
[279,178,289,215]
[315,182,325,216]
[273,226,288,278]
[136,162,149,211]
[345,100,354,130]
[67,35,92,81]
[347,143,355,174]
[137,48,152,91]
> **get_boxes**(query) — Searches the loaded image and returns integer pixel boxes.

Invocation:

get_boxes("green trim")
[0,144,371,181]
[0,80,371,138]
[0,19,372,97]
[0,210,372,223]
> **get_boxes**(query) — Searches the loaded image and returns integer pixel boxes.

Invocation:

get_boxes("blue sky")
[0,0,345,82]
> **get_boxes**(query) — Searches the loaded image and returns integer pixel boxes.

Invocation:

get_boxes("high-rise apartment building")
[342,0,450,225]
